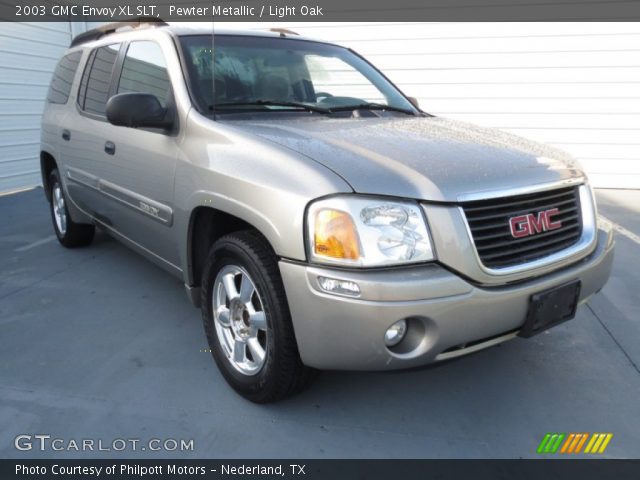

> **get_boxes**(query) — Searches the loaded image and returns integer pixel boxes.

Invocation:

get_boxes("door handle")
[62,129,71,141]
[104,141,116,155]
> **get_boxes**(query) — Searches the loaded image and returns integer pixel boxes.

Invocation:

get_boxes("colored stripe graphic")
[560,434,575,453]
[537,434,552,454]
[568,434,581,453]
[591,434,606,453]
[585,433,614,454]
[537,433,565,453]
[569,433,587,453]
[598,434,613,453]
[574,433,589,453]
[539,433,613,454]
[584,434,599,453]
[544,434,557,453]
[549,434,565,453]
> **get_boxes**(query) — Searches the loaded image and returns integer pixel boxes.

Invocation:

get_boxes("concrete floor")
[1,187,639,459]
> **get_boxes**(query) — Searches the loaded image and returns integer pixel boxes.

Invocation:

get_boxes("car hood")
[220,115,584,202]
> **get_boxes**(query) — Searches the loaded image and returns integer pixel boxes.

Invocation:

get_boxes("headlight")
[307,195,435,267]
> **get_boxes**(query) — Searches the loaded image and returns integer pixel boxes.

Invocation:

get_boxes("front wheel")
[201,231,316,403]
[49,168,94,248]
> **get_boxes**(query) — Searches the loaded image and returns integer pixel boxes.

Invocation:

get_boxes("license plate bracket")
[519,280,581,338]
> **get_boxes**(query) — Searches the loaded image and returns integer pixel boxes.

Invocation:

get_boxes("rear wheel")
[201,231,316,403]
[49,169,94,248]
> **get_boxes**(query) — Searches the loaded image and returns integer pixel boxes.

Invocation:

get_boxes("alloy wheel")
[212,265,268,376]
[52,183,67,235]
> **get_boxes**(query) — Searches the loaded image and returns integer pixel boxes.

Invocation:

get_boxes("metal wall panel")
[0,22,72,192]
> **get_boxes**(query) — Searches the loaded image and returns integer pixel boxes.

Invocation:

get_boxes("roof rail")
[269,28,299,37]
[70,17,168,47]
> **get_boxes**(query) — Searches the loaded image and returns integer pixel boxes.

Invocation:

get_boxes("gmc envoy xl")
[40,21,614,402]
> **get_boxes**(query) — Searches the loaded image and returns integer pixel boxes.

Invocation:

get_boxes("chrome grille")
[461,186,583,269]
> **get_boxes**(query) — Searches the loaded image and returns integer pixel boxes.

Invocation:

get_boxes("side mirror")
[407,96,420,109]
[106,93,173,130]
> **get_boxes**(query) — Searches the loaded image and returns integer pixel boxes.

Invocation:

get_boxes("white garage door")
[0,22,76,192]
[228,22,640,189]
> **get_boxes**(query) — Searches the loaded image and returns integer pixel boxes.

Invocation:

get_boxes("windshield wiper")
[213,100,331,114]
[328,102,416,115]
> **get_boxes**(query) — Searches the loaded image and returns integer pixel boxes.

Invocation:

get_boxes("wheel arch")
[40,151,58,202]
[186,206,279,294]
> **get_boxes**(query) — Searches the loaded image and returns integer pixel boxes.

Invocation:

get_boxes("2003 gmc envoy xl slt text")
[40,21,614,402]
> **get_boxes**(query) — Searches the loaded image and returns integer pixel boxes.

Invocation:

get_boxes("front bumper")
[279,227,614,370]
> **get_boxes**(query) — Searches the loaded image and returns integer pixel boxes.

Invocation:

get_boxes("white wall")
[0,22,77,192]
[2,22,639,191]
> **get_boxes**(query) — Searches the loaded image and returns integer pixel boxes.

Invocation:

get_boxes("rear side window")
[47,52,82,104]
[117,41,171,107]
[77,43,121,116]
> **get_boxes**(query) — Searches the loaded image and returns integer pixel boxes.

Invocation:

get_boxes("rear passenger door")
[42,50,83,188]
[98,40,180,266]
[64,43,122,218]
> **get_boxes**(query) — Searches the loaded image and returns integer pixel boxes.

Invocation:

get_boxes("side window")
[77,43,121,116]
[117,41,171,107]
[47,52,82,104]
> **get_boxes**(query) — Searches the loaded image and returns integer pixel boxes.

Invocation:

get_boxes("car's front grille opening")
[461,186,583,269]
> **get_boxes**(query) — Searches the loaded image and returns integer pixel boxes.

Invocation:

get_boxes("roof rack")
[70,17,168,47]
[269,28,299,37]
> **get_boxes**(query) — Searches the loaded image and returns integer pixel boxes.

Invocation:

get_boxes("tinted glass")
[47,52,82,104]
[118,41,171,107]
[305,55,383,103]
[79,44,121,115]
[178,35,415,114]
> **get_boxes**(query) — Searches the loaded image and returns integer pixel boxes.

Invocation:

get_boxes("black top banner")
[3,459,640,480]
[2,0,640,21]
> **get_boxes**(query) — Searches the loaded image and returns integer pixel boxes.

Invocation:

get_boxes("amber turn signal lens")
[313,209,360,260]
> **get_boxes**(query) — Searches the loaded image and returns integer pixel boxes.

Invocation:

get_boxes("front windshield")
[178,34,417,114]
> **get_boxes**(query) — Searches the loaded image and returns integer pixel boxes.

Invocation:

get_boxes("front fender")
[174,111,353,285]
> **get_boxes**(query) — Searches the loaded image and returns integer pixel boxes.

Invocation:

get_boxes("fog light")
[384,319,407,347]
[317,276,361,297]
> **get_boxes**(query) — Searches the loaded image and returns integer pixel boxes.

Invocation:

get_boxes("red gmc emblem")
[509,208,562,238]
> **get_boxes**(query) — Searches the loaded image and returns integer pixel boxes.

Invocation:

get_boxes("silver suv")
[41,21,614,402]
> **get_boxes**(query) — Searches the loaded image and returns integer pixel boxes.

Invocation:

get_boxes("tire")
[49,168,95,248]
[201,230,316,403]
